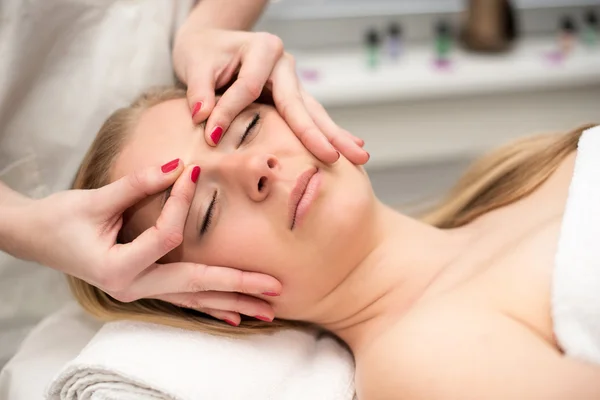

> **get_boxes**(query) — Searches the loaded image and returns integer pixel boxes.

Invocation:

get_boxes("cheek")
[195,209,291,276]
[262,116,305,152]
[305,163,376,265]
[321,162,372,224]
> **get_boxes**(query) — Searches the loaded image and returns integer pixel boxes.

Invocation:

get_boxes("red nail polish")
[224,319,238,327]
[191,102,202,118]
[190,166,201,183]
[161,159,180,173]
[255,315,273,322]
[262,291,280,297]
[210,126,223,144]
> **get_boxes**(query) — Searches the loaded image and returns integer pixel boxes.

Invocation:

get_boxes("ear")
[117,195,155,244]
[118,208,138,245]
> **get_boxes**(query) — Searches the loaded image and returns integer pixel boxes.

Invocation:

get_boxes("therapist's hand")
[173,27,369,165]
[14,162,280,326]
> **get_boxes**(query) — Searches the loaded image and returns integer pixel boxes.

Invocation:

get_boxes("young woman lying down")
[68,86,600,399]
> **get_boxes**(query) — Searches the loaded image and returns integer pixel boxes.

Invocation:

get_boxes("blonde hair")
[69,85,596,336]
[420,123,595,227]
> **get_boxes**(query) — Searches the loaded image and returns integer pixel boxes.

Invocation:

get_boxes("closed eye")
[200,191,217,236]
[238,112,260,147]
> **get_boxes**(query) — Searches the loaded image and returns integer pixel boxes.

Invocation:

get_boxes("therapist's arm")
[0,181,32,256]
[187,0,269,30]
[0,165,280,325]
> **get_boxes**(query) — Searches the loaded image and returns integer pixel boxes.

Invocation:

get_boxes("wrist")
[0,197,37,261]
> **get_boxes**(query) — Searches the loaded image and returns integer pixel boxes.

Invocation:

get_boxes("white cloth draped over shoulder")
[552,125,600,365]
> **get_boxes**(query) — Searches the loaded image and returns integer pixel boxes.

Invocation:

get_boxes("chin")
[308,171,376,252]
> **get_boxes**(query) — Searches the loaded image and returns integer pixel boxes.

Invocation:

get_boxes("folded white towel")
[553,124,600,365]
[46,320,355,400]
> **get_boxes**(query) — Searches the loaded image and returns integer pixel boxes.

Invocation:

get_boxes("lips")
[288,167,320,230]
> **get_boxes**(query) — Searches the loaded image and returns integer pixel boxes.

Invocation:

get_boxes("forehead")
[112,98,204,182]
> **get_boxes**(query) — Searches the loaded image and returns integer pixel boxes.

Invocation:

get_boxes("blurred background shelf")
[265,0,600,20]
[296,38,600,107]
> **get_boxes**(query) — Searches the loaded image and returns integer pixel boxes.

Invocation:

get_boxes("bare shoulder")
[355,301,600,400]
[533,149,577,201]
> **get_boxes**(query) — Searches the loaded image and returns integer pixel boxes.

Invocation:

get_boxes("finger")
[95,159,184,216]
[108,165,200,279]
[156,292,275,321]
[186,66,217,125]
[122,261,282,300]
[301,91,369,165]
[205,33,283,145]
[201,308,241,326]
[330,134,370,165]
[270,55,339,164]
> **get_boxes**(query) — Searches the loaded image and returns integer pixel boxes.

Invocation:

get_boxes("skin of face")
[111,99,377,319]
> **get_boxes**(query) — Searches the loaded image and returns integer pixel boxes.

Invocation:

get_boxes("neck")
[306,203,475,353]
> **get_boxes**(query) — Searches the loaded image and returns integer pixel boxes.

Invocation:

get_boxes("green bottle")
[435,20,452,65]
[582,10,598,47]
[365,29,380,69]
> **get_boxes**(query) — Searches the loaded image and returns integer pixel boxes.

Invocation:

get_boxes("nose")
[244,153,280,202]
[219,153,280,202]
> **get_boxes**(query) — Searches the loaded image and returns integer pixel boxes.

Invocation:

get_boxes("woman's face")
[112,99,377,318]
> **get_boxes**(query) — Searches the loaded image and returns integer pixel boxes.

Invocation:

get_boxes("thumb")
[93,158,184,216]
[186,67,217,125]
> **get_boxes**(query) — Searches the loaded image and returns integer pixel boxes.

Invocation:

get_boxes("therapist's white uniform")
[0,0,193,392]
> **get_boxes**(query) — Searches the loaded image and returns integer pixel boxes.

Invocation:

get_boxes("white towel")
[553,124,600,365]
[46,320,355,400]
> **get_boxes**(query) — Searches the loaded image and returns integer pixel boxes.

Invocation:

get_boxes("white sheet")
[0,303,102,400]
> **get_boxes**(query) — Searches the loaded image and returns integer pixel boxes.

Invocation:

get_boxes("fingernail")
[262,291,280,297]
[190,166,201,183]
[191,102,202,119]
[335,151,341,161]
[366,152,370,162]
[255,315,273,322]
[210,126,223,144]
[190,166,200,183]
[224,319,238,327]
[161,159,180,173]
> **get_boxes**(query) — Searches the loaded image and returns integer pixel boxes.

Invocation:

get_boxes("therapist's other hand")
[173,27,368,165]
[18,161,280,326]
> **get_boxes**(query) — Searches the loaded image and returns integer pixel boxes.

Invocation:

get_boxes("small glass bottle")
[365,28,381,69]
[387,23,403,61]
[582,10,598,48]
[559,16,577,55]
[434,20,452,67]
